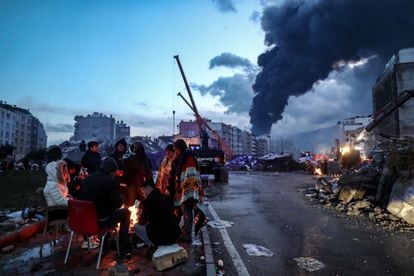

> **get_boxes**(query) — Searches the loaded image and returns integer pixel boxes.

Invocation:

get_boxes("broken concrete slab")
[152,244,188,272]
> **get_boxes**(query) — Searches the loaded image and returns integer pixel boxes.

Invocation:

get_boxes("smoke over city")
[250,0,414,135]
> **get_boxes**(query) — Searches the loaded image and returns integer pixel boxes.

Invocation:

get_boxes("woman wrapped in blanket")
[171,139,206,242]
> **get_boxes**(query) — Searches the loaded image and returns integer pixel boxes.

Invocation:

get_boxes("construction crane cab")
[174,55,230,182]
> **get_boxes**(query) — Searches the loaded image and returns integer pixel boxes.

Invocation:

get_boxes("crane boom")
[174,55,234,159]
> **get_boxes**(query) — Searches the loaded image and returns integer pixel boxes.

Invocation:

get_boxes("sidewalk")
[0,229,208,275]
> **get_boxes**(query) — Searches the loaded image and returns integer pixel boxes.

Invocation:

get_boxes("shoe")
[136,242,149,250]
[81,237,100,249]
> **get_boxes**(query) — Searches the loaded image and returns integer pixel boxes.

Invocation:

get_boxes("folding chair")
[39,188,68,256]
[64,199,119,270]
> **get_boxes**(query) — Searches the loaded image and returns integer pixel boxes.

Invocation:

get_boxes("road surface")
[204,172,414,275]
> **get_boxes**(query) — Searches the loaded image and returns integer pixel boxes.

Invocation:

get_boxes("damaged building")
[308,48,414,227]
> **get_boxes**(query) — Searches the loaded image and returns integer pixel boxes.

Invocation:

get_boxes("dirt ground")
[0,170,45,211]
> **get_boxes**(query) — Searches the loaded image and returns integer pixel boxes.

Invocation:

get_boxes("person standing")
[81,141,102,174]
[111,138,128,170]
[122,142,153,206]
[81,157,131,255]
[134,179,181,257]
[171,139,206,242]
[155,144,174,194]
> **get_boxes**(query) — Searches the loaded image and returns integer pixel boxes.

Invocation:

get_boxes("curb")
[201,225,216,276]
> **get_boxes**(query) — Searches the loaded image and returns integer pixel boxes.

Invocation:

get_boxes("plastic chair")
[39,188,68,257]
[64,200,119,270]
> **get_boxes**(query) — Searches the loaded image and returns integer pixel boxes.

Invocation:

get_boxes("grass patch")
[0,170,46,211]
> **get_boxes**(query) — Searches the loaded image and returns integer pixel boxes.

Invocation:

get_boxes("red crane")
[174,55,234,160]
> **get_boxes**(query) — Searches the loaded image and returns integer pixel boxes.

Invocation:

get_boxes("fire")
[128,201,139,229]
[340,146,351,155]
[314,167,323,175]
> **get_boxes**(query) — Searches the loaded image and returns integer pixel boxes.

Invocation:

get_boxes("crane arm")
[174,55,234,159]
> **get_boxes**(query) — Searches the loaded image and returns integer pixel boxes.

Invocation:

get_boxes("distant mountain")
[273,125,338,155]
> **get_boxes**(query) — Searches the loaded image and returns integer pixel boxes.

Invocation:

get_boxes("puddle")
[4,239,61,264]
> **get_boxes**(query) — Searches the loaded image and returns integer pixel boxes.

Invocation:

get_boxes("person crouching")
[134,179,181,258]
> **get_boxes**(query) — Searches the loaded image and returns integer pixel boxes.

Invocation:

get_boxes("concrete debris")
[387,177,414,224]
[294,257,325,272]
[207,220,234,229]
[301,137,414,231]
[152,244,188,272]
[242,244,275,257]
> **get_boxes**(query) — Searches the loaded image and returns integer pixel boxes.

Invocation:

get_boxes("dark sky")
[250,0,414,135]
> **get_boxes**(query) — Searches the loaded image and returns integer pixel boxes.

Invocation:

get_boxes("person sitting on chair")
[43,160,71,207]
[134,179,181,258]
[81,157,131,256]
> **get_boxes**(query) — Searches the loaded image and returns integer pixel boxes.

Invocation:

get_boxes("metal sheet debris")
[242,244,275,257]
[293,257,325,272]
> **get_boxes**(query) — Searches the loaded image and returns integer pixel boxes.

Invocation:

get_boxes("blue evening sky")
[0,0,266,145]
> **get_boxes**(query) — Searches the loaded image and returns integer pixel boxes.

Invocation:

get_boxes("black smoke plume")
[250,0,414,135]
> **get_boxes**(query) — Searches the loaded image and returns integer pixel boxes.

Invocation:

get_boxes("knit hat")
[100,157,118,173]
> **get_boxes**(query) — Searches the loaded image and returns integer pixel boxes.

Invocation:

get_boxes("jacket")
[81,169,123,220]
[43,161,70,206]
[81,150,102,174]
[139,188,180,245]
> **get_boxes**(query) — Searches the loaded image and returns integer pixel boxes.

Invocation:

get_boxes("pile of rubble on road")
[302,136,414,232]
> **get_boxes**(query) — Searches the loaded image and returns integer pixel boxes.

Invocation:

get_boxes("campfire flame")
[314,167,323,175]
[128,201,139,229]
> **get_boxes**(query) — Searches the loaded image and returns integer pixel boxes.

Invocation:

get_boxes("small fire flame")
[314,168,323,175]
[128,202,139,229]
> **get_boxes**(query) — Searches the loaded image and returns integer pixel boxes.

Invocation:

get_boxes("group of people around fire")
[42,138,206,257]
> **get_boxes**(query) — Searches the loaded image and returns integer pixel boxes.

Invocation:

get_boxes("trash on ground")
[192,239,202,246]
[293,257,325,272]
[217,259,224,267]
[207,220,234,229]
[242,244,275,257]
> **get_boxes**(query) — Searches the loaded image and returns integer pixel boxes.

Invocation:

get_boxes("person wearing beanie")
[81,157,131,255]
[122,141,153,206]
[80,141,102,174]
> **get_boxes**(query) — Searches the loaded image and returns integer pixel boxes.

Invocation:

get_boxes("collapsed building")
[309,48,414,225]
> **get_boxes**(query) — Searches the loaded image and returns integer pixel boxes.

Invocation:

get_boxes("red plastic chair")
[64,200,119,270]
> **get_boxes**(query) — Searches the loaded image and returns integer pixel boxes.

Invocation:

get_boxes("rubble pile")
[226,155,259,171]
[303,137,414,231]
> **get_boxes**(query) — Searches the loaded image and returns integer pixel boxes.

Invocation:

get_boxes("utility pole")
[172,110,176,137]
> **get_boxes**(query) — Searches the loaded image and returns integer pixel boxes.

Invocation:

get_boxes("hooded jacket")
[111,138,128,169]
[43,161,70,206]
[81,158,123,220]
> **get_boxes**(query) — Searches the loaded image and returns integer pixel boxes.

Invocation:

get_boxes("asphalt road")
[204,172,414,276]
